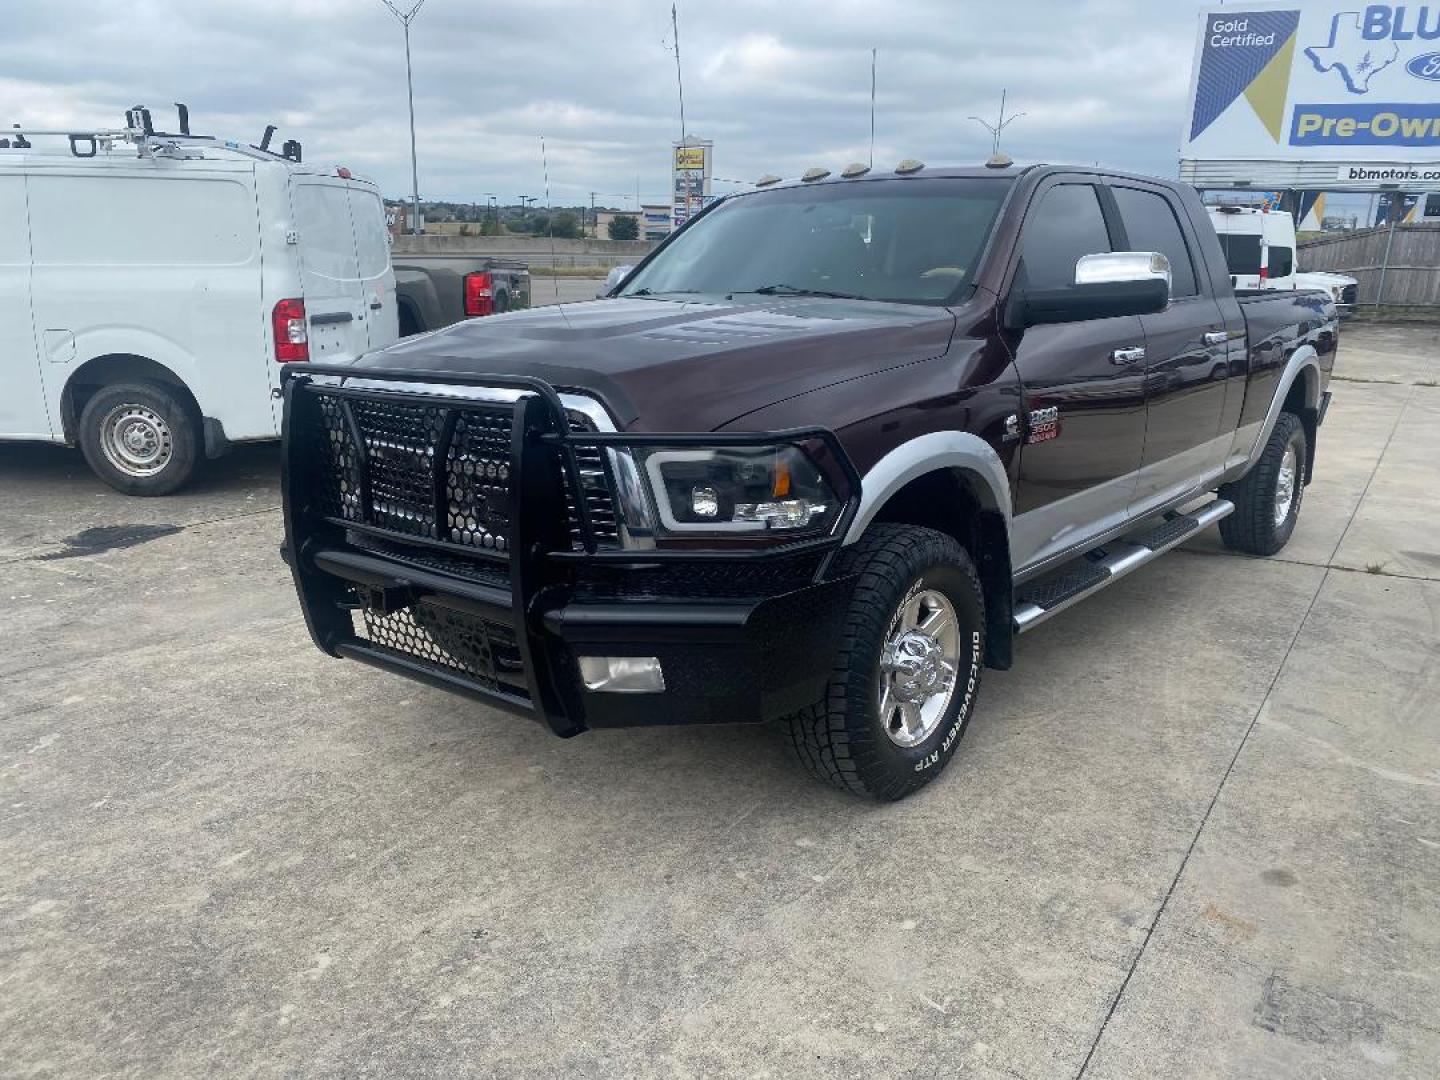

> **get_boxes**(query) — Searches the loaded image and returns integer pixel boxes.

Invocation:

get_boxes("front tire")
[782,524,985,801]
[78,381,201,496]
[1219,411,1307,556]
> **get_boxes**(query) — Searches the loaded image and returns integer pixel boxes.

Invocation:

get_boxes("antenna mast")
[541,135,568,321]
[869,47,877,169]
[672,3,687,141]
[968,88,1024,158]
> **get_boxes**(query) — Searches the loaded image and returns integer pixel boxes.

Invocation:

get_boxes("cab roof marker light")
[894,158,925,174]
[801,167,830,182]
[754,174,782,187]
[840,162,870,178]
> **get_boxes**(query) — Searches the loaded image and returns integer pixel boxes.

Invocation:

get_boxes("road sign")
[671,138,713,229]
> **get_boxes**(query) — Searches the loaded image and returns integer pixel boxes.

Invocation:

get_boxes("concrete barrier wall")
[392,234,655,269]
[1300,224,1440,308]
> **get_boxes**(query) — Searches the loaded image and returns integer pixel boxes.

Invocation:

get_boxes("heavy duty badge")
[1026,406,1060,444]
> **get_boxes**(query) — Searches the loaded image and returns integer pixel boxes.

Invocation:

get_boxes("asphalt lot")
[2,321,1438,1078]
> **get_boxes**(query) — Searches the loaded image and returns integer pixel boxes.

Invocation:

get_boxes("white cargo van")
[0,108,398,494]
[1206,206,1358,313]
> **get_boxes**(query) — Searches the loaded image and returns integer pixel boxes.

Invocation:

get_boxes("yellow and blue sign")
[1184,2,1440,166]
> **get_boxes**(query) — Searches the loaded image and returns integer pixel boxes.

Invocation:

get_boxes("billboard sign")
[1182,2,1440,184]
[671,139,713,229]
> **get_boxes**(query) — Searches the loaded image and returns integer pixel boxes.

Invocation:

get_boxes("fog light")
[578,656,666,693]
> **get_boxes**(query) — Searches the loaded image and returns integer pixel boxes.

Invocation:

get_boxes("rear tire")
[781,524,985,801]
[1219,411,1307,556]
[78,380,201,496]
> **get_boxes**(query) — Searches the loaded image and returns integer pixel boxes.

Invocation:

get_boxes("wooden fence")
[1298,223,1440,308]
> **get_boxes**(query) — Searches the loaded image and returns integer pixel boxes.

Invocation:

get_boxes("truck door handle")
[370,299,383,310]
[1110,346,1146,365]
[1203,330,1228,346]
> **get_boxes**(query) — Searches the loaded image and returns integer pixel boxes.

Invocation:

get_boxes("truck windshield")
[619,177,1013,306]
[1215,233,1262,276]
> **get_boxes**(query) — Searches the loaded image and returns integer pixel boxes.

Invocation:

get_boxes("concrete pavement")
[1,324,1436,1078]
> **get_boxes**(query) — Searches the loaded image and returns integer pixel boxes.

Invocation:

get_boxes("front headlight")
[642,445,840,537]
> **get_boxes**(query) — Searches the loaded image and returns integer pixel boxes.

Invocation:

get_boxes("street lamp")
[379,0,427,235]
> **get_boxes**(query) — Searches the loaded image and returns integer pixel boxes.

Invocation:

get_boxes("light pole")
[380,0,427,235]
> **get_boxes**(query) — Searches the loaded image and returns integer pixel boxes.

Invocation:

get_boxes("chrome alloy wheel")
[878,588,961,748]
[1274,443,1298,527]
[99,404,174,478]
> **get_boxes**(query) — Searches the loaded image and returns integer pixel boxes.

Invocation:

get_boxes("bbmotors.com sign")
[1183,2,1440,164]
[1340,163,1440,181]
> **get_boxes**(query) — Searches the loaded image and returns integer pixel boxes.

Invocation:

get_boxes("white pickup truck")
[0,106,398,494]
[1207,206,1358,313]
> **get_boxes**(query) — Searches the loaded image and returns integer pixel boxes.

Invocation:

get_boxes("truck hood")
[356,296,956,431]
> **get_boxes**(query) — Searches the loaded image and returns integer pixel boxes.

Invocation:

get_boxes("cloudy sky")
[4,0,1211,208]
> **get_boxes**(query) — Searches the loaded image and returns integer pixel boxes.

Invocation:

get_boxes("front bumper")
[289,540,853,734]
[279,364,860,736]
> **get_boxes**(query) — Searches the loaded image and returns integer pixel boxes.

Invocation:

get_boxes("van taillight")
[464,272,493,317]
[1258,265,1269,283]
[272,298,309,362]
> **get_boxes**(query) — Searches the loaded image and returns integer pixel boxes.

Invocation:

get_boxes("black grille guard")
[279,363,863,733]
[279,362,862,563]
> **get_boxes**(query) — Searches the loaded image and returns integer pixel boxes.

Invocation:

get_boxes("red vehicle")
[281,162,1336,800]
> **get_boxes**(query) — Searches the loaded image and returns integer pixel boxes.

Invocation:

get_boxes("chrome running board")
[1012,499,1233,634]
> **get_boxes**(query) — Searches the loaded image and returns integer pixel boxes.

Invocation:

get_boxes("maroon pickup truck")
[280,162,1336,800]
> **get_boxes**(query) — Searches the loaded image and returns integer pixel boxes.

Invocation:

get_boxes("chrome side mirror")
[1010,251,1171,329]
[1075,251,1171,292]
[599,264,635,298]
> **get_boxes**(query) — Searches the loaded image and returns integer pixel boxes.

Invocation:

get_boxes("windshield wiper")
[732,284,865,300]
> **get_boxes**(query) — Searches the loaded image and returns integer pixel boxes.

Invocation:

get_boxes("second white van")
[1206,205,1358,313]
[0,107,399,494]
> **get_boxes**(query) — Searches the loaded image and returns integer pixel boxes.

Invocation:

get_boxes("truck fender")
[843,432,1012,545]
[1235,344,1321,473]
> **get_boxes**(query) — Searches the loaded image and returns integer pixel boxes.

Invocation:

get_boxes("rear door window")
[1215,233,1261,276]
[1018,183,1112,291]
[348,187,391,281]
[293,181,359,282]
[1111,187,1198,297]
[1268,245,1294,278]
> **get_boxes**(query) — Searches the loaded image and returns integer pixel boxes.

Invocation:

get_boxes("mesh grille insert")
[356,599,527,697]
[306,388,622,558]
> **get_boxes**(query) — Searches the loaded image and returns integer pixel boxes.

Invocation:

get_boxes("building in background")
[640,204,672,241]
[595,204,673,241]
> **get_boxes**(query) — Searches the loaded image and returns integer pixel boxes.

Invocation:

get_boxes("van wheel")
[79,381,201,496]
[1219,411,1307,556]
[781,524,985,801]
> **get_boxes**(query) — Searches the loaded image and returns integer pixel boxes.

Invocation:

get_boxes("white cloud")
[0,0,1209,206]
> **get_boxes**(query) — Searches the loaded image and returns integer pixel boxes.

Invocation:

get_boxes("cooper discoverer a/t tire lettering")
[781,524,986,801]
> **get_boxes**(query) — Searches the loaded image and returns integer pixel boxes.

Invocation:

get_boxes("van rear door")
[291,177,368,363]
[0,174,48,438]
[347,184,399,351]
